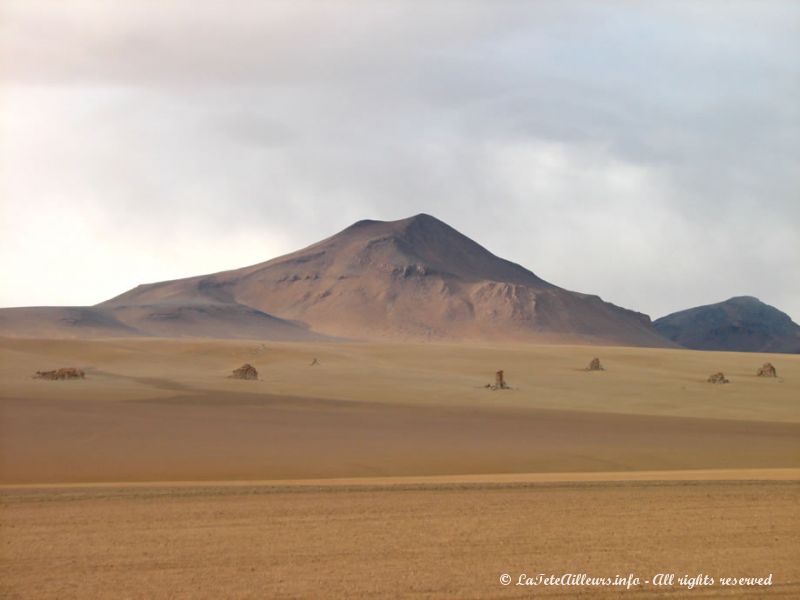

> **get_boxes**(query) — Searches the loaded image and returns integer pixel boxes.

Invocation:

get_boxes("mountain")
[654,296,800,353]
[84,213,667,346]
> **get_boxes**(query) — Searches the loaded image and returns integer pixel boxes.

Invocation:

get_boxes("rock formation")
[707,372,729,384]
[587,358,604,371]
[486,370,509,390]
[34,368,85,380]
[230,364,258,380]
[757,362,777,377]
[496,370,506,389]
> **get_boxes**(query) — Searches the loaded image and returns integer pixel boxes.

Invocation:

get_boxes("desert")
[2,214,798,598]
[2,338,800,484]
[4,2,800,598]
[2,337,799,597]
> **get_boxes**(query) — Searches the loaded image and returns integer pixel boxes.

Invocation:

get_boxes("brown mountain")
[76,213,667,345]
[654,296,800,354]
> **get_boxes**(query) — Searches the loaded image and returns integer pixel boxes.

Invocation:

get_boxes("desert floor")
[2,478,798,599]
[1,337,799,597]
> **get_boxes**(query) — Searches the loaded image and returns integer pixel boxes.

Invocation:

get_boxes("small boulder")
[757,362,777,377]
[230,364,258,380]
[587,358,604,371]
[707,372,729,384]
[34,368,85,380]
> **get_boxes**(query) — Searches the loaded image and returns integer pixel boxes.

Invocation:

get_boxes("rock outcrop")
[34,368,85,380]
[230,364,258,380]
[587,358,604,371]
[487,370,509,390]
[707,372,729,384]
[757,362,777,377]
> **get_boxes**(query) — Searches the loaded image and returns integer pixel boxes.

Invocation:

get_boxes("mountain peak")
[341,213,452,237]
[726,295,761,304]
[323,214,547,287]
[398,212,444,226]
[395,213,460,239]
[401,212,438,222]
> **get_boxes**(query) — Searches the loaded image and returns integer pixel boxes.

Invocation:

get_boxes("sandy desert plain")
[1,336,799,598]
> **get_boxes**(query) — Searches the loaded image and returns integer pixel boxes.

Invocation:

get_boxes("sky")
[2,0,799,321]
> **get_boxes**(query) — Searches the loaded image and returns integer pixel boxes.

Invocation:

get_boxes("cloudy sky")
[2,0,798,320]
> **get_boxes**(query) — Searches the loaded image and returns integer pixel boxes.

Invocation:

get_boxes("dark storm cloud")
[1,0,798,320]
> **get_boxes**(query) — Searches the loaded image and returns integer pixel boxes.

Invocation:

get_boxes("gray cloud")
[1,0,798,321]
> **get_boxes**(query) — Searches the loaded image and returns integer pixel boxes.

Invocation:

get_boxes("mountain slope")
[654,296,800,353]
[0,303,327,341]
[100,214,669,346]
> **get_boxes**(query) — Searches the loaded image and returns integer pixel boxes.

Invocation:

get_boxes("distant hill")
[0,214,674,344]
[0,303,326,341]
[654,296,800,353]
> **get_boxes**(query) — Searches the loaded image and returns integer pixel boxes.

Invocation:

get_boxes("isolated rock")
[34,368,85,380]
[587,358,604,371]
[486,370,509,390]
[757,362,777,377]
[310,358,320,366]
[230,363,258,380]
[707,372,729,384]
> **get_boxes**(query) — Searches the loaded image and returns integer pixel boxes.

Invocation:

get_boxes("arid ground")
[1,337,799,597]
